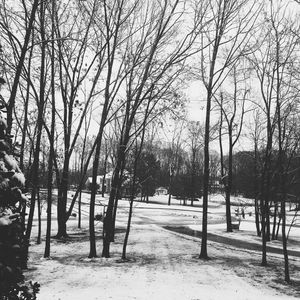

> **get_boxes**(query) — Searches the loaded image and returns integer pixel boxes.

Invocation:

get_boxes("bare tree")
[101,0,209,258]
[0,0,40,135]
[88,0,141,258]
[248,0,299,271]
[47,0,108,238]
[122,101,150,260]
[196,0,262,259]
[44,0,57,258]
[269,0,300,282]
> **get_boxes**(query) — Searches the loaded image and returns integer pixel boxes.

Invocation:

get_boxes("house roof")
[85,172,113,184]
[156,187,167,190]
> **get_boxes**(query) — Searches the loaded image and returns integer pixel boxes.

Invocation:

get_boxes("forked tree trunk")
[122,158,138,260]
[89,124,107,257]
[102,144,126,258]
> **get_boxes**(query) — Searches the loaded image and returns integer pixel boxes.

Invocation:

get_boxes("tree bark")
[36,187,41,244]
[102,144,126,258]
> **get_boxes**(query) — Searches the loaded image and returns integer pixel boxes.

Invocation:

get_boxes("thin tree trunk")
[89,130,105,258]
[199,1,226,258]
[102,141,127,258]
[260,128,272,266]
[78,190,82,229]
[6,0,40,135]
[260,197,267,266]
[225,140,233,232]
[25,1,46,251]
[44,107,54,258]
[275,216,281,240]
[200,94,210,259]
[266,205,271,242]
[275,32,290,282]
[271,202,278,240]
[122,157,138,260]
[37,187,41,244]
[254,141,261,237]
[20,34,34,171]
[122,101,149,260]
[168,171,172,206]
[56,168,69,238]
[112,166,125,240]
[102,149,108,197]
[281,199,290,282]
[254,198,261,236]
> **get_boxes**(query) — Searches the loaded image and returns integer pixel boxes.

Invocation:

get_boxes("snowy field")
[25,193,300,300]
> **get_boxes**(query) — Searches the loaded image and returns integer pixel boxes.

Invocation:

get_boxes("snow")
[25,193,300,299]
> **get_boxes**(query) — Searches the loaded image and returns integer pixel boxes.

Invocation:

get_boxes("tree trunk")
[36,187,41,244]
[122,156,139,260]
[168,173,172,206]
[260,128,272,266]
[20,35,34,171]
[102,150,108,197]
[199,85,212,259]
[44,124,54,258]
[25,1,46,253]
[254,198,261,237]
[271,202,278,240]
[275,34,290,281]
[260,198,267,266]
[254,141,261,237]
[102,143,126,258]
[266,206,271,242]
[225,139,233,232]
[56,172,69,238]
[89,126,106,258]
[281,199,290,282]
[78,190,82,229]
[275,216,281,240]
[112,179,123,240]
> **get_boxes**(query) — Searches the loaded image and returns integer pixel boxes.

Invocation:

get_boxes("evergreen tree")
[0,75,39,299]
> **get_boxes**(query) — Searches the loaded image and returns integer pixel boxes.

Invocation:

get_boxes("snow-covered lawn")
[25,193,300,299]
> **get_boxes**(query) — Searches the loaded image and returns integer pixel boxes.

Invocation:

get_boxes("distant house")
[155,187,168,195]
[85,172,112,193]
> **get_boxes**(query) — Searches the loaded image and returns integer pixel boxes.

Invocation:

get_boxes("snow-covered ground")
[25,193,300,300]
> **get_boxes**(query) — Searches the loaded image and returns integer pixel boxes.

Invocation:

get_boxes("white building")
[85,172,112,193]
[155,187,168,195]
